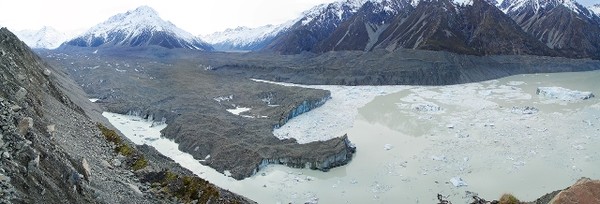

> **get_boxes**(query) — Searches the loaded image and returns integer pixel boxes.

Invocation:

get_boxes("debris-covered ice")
[536,87,594,101]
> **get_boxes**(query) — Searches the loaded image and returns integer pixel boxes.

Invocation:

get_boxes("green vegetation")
[499,193,520,204]
[151,170,221,203]
[131,156,148,171]
[97,123,147,171]
[97,123,122,144]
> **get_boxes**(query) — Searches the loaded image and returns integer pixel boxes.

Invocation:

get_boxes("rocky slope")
[372,0,554,55]
[499,0,600,59]
[251,0,600,58]
[265,0,366,54]
[0,28,251,203]
[61,6,213,51]
[314,0,412,52]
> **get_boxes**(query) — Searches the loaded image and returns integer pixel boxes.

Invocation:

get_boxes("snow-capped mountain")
[201,24,290,51]
[315,0,413,52]
[373,0,552,55]
[62,6,213,50]
[590,4,600,14]
[265,0,370,54]
[499,0,595,18]
[15,26,72,49]
[498,0,600,59]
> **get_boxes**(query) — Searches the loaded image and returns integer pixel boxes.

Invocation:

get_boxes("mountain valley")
[2,0,600,203]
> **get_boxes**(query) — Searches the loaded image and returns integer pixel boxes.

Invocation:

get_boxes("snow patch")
[227,107,251,115]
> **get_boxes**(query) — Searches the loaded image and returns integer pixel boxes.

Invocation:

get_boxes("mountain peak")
[499,0,590,15]
[63,5,213,50]
[15,26,71,49]
[131,5,158,14]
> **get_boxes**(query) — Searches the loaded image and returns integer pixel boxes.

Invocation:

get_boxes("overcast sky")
[0,0,597,35]
[0,0,337,35]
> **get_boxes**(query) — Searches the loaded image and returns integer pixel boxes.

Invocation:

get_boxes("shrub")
[499,193,520,204]
[132,156,148,171]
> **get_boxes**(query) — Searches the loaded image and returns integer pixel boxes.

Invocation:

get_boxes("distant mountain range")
[207,0,600,59]
[17,0,600,59]
[499,0,600,58]
[15,26,74,49]
[61,6,213,51]
[201,25,289,51]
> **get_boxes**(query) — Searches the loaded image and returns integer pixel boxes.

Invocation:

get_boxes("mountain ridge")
[61,6,213,51]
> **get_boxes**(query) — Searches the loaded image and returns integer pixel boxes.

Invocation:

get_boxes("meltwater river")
[104,70,600,203]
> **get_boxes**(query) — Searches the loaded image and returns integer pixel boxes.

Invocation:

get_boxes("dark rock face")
[500,0,600,59]
[265,0,363,54]
[315,0,413,52]
[374,0,553,56]
[375,0,473,53]
[461,0,555,55]
[544,178,600,204]
[259,0,599,58]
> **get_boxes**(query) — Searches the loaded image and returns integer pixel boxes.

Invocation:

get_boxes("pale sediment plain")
[107,70,600,203]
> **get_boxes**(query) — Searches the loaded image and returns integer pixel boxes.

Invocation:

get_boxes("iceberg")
[536,87,594,101]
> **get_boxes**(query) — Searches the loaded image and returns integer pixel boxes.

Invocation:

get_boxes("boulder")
[81,158,91,180]
[550,178,600,204]
[43,69,52,76]
[46,124,55,135]
[18,117,33,135]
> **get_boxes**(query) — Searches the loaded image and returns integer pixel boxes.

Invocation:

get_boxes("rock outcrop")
[549,178,600,204]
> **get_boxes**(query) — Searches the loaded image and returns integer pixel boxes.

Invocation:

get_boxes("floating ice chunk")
[431,155,446,162]
[450,177,468,187]
[205,154,211,160]
[305,197,319,204]
[507,81,526,86]
[457,133,469,138]
[89,98,99,102]
[511,106,539,114]
[572,144,585,150]
[536,87,594,101]
[384,144,393,150]
[411,103,442,112]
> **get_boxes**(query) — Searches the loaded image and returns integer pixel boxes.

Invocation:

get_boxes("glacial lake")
[105,70,600,203]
